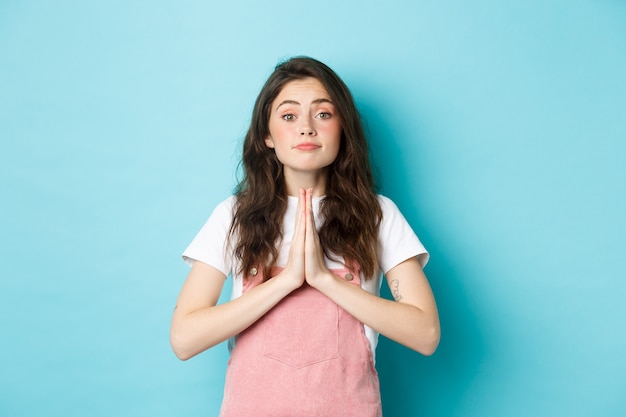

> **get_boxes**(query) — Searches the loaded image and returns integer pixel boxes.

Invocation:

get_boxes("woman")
[171,56,440,416]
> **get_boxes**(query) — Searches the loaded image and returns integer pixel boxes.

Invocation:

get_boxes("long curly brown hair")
[229,57,382,280]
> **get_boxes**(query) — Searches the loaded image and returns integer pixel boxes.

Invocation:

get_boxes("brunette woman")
[171,56,440,416]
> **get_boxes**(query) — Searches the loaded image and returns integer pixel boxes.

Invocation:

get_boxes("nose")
[299,124,315,136]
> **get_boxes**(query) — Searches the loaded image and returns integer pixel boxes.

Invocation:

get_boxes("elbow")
[420,338,440,357]
[414,323,441,356]
[173,349,193,362]
[170,322,220,360]
[424,324,441,356]
[170,331,195,361]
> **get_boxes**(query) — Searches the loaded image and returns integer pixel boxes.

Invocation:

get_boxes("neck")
[283,168,328,197]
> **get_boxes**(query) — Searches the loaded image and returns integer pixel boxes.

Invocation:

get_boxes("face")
[265,77,342,178]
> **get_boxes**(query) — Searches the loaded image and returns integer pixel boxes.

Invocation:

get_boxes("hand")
[275,188,307,291]
[278,188,334,291]
[302,188,333,288]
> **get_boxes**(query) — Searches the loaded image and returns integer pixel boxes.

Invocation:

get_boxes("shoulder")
[210,195,237,218]
[218,195,237,209]
[376,194,394,206]
[375,194,417,229]
[376,194,402,216]
[196,195,237,233]
[374,194,429,270]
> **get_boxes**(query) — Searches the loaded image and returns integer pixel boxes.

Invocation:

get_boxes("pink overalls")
[219,267,382,417]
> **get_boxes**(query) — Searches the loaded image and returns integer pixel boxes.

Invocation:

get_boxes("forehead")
[273,77,331,103]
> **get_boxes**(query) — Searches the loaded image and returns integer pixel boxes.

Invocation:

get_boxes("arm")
[311,257,440,355]
[301,188,440,355]
[170,261,301,360]
[171,193,308,360]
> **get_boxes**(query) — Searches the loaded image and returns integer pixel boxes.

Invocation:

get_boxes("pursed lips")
[293,142,321,151]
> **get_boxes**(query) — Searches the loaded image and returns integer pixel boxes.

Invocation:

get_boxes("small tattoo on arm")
[390,279,403,301]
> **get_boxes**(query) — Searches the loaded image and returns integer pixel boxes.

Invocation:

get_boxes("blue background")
[1,1,625,416]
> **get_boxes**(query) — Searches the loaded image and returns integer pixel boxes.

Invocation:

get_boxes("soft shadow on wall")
[358,96,488,417]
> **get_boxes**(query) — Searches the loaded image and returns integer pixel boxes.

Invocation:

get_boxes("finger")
[306,188,320,244]
[287,189,303,257]
[294,188,306,241]
[305,189,323,262]
[291,190,299,239]
[295,188,302,225]
[301,188,309,235]
[305,188,314,230]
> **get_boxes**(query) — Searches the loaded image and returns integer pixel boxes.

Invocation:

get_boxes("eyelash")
[281,112,332,121]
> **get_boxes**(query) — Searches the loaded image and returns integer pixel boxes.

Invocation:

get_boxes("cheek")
[321,120,342,145]
[268,121,293,143]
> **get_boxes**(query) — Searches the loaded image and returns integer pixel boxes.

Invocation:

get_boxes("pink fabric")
[220,267,382,417]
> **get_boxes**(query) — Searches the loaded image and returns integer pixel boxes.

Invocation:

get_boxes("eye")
[282,113,296,121]
[316,112,332,119]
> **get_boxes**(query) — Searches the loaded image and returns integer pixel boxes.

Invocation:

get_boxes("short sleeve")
[377,195,429,273]
[181,196,235,277]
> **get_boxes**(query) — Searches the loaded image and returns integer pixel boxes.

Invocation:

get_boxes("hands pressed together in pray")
[279,188,335,291]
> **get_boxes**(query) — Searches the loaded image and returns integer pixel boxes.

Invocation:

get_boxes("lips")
[294,143,321,151]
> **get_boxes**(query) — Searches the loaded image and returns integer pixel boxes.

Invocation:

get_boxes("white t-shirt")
[182,195,428,359]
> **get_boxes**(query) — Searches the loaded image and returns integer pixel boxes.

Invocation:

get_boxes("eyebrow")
[275,98,334,111]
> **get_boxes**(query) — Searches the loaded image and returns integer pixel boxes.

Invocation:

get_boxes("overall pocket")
[262,284,339,368]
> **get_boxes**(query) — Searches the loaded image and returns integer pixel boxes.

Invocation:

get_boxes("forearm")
[171,275,296,360]
[314,274,440,355]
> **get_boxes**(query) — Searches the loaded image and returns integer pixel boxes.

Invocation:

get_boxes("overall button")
[344,273,354,281]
